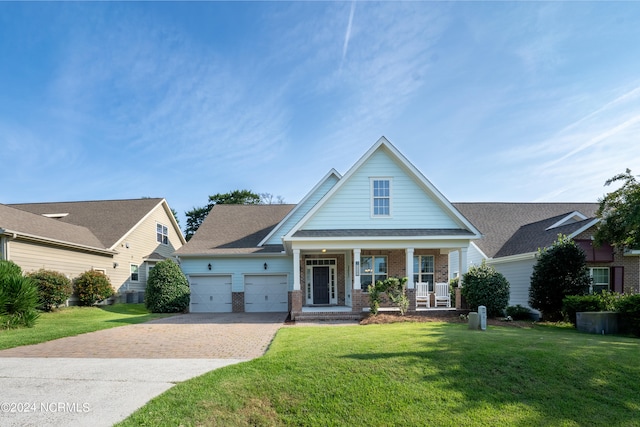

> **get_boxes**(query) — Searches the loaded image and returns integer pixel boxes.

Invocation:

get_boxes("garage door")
[190,275,232,313]
[244,275,288,313]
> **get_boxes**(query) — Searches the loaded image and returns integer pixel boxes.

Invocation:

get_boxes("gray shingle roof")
[176,204,296,255]
[452,202,599,258]
[9,198,164,248]
[0,203,107,250]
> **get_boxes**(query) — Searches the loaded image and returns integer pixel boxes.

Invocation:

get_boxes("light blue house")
[176,137,482,319]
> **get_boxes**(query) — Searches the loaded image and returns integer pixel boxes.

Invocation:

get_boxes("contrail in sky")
[341,1,356,70]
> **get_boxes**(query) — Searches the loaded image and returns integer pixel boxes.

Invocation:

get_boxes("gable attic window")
[156,223,168,245]
[371,178,391,217]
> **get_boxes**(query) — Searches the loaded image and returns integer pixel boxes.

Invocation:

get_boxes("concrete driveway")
[0,312,287,427]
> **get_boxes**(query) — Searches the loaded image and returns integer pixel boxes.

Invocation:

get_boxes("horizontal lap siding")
[304,149,459,230]
[9,240,112,280]
[492,259,537,310]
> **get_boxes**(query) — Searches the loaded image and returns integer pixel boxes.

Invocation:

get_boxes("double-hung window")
[371,178,391,217]
[156,223,168,245]
[130,264,139,282]
[360,255,387,292]
[590,267,610,294]
[413,255,435,292]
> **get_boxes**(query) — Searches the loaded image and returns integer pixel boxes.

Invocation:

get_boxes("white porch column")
[293,249,301,290]
[458,247,468,286]
[353,248,361,290]
[405,248,414,289]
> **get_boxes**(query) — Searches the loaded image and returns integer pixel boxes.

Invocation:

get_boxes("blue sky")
[2,2,640,229]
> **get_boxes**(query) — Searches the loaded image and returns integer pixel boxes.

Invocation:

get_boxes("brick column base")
[455,287,468,310]
[406,288,416,314]
[289,290,303,320]
[232,292,245,313]
[352,289,364,314]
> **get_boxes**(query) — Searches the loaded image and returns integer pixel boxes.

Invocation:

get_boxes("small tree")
[461,261,510,317]
[368,277,409,316]
[594,169,640,251]
[529,235,591,321]
[145,259,190,313]
[74,270,114,306]
[28,269,73,311]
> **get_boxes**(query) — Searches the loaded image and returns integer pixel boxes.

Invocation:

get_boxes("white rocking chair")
[415,282,430,308]
[434,282,451,308]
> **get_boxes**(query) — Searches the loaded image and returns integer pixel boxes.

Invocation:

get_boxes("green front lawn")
[119,322,640,427]
[0,304,174,350]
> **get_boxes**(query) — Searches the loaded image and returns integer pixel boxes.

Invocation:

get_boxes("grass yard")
[0,304,173,350]
[119,321,640,427]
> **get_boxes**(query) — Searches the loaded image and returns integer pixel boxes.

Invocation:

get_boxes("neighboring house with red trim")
[1,198,185,297]
[451,203,640,316]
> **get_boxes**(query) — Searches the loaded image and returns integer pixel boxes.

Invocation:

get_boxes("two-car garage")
[189,274,289,313]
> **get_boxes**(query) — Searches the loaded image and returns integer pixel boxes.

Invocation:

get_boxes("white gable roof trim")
[284,137,482,241]
[545,211,589,231]
[258,169,342,247]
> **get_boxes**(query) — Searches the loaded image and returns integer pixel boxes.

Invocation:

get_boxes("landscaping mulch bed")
[360,312,535,328]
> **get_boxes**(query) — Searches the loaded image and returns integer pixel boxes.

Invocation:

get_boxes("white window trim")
[156,222,169,245]
[130,264,140,282]
[360,255,388,292]
[414,255,435,292]
[589,267,610,293]
[370,177,393,218]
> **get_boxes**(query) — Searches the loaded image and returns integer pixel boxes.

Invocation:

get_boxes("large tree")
[594,169,640,251]
[529,235,591,321]
[184,190,284,240]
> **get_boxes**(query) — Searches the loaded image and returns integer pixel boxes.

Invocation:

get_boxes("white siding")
[180,256,294,293]
[448,244,485,279]
[303,149,460,230]
[490,258,537,311]
[265,174,339,245]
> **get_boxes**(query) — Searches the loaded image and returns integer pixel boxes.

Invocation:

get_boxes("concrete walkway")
[0,312,287,427]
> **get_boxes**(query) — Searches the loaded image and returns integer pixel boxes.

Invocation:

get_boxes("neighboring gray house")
[450,203,640,314]
[1,198,185,295]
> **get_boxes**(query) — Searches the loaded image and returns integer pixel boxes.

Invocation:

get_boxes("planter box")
[576,311,619,335]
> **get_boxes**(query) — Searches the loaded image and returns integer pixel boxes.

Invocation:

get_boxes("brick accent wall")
[289,290,303,319]
[574,229,640,293]
[232,292,244,313]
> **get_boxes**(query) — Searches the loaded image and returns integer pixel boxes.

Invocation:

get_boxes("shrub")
[562,291,618,325]
[0,271,40,329]
[0,260,22,278]
[461,261,510,317]
[28,269,73,311]
[74,270,114,306]
[529,235,591,321]
[506,304,532,321]
[615,294,640,336]
[145,259,190,313]
[368,277,409,316]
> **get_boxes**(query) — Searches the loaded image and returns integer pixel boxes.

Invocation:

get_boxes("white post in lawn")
[353,248,361,290]
[478,305,487,331]
[405,248,414,289]
[293,249,301,291]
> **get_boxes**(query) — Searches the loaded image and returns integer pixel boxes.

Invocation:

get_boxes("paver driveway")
[0,312,287,427]
[0,312,287,359]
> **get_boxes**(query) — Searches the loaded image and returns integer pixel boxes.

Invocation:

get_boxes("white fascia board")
[5,229,116,256]
[284,137,482,241]
[486,252,537,265]
[567,218,600,239]
[111,199,186,249]
[258,169,342,247]
[470,241,489,260]
[546,211,589,231]
[176,252,290,259]
[291,238,474,251]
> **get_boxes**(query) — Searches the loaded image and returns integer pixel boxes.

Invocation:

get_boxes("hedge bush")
[461,261,510,317]
[0,262,39,328]
[562,291,618,325]
[145,259,190,313]
[506,304,533,320]
[28,269,73,311]
[615,294,640,337]
[74,270,114,306]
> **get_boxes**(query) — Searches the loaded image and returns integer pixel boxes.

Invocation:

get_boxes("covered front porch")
[289,243,470,320]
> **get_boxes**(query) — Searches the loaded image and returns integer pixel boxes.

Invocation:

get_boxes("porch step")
[292,311,364,322]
